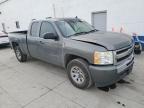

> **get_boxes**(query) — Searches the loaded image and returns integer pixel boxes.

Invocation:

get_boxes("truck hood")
[71,31,132,50]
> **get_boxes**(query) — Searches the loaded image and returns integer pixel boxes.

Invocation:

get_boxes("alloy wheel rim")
[70,66,85,84]
[15,48,21,60]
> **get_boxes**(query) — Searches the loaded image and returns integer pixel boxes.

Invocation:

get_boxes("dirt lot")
[0,47,144,108]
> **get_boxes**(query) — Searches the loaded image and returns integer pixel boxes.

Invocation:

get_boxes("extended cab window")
[30,22,39,37]
[40,22,56,38]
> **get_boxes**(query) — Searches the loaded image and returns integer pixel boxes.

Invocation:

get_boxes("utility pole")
[53,4,56,18]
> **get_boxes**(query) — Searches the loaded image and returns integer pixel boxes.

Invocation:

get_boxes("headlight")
[94,51,114,65]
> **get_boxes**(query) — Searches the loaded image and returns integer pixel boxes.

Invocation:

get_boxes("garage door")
[92,11,107,31]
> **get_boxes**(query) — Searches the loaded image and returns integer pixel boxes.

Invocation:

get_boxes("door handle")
[40,41,44,44]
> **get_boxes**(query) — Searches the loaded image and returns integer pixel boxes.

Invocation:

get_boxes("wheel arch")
[11,42,19,49]
[64,54,90,68]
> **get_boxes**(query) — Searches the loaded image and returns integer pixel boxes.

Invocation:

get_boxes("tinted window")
[40,22,56,38]
[56,21,75,36]
[31,22,39,36]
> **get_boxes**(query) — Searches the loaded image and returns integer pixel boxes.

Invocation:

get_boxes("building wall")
[0,0,144,35]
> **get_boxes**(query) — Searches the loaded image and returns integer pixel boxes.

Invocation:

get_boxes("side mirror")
[43,32,58,40]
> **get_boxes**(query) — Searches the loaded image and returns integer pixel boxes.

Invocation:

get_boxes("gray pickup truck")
[8,18,134,89]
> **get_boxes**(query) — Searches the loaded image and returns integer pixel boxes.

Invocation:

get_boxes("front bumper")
[89,57,134,87]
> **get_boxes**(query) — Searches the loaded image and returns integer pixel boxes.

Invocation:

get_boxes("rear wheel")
[67,58,93,89]
[14,46,27,62]
[134,50,141,54]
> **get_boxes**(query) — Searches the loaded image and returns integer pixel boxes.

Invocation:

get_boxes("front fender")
[63,39,107,65]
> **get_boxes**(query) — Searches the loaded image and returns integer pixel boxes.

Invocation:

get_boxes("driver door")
[38,21,62,66]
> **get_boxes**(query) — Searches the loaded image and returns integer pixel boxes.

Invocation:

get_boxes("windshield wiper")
[67,29,99,37]
[86,29,98,33]
[67,32,87,37]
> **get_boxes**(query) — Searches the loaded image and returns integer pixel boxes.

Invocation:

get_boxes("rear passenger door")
[27,22,41,58]
[38,21,62,65]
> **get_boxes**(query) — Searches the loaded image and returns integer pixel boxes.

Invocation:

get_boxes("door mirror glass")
[43,32,58,40]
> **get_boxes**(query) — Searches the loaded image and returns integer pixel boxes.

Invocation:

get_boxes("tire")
[134,50,141,54]
[14,45,27,62]
[67,58,93,89]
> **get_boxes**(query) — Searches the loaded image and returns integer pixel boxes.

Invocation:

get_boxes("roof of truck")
[32,17,81,22]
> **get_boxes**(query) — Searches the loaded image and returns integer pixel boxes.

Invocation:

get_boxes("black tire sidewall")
[134,50,141,54]
[67,59,90,89]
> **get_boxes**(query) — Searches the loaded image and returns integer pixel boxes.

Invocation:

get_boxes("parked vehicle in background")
[8,18,134,89]
[0,31,9,46]
[134,42,142,54]
[133,36,144,54]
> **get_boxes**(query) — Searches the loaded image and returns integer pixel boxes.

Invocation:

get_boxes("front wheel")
[67,58,93,89]
[14,46,27,62]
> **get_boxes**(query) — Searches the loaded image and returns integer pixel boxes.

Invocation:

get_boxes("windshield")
[55,19,96,37]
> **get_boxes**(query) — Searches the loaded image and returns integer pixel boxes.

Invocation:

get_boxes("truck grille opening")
[117,51,133,62]
[116,46,131,54]
[116,45,134,63]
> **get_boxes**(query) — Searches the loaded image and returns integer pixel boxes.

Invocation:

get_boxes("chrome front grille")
[115,44,134,64]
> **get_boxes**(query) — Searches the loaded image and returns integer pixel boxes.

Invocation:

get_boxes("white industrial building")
[0,0,144,35]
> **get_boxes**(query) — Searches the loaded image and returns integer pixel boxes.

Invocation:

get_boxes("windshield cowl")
[67,29,98,37]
